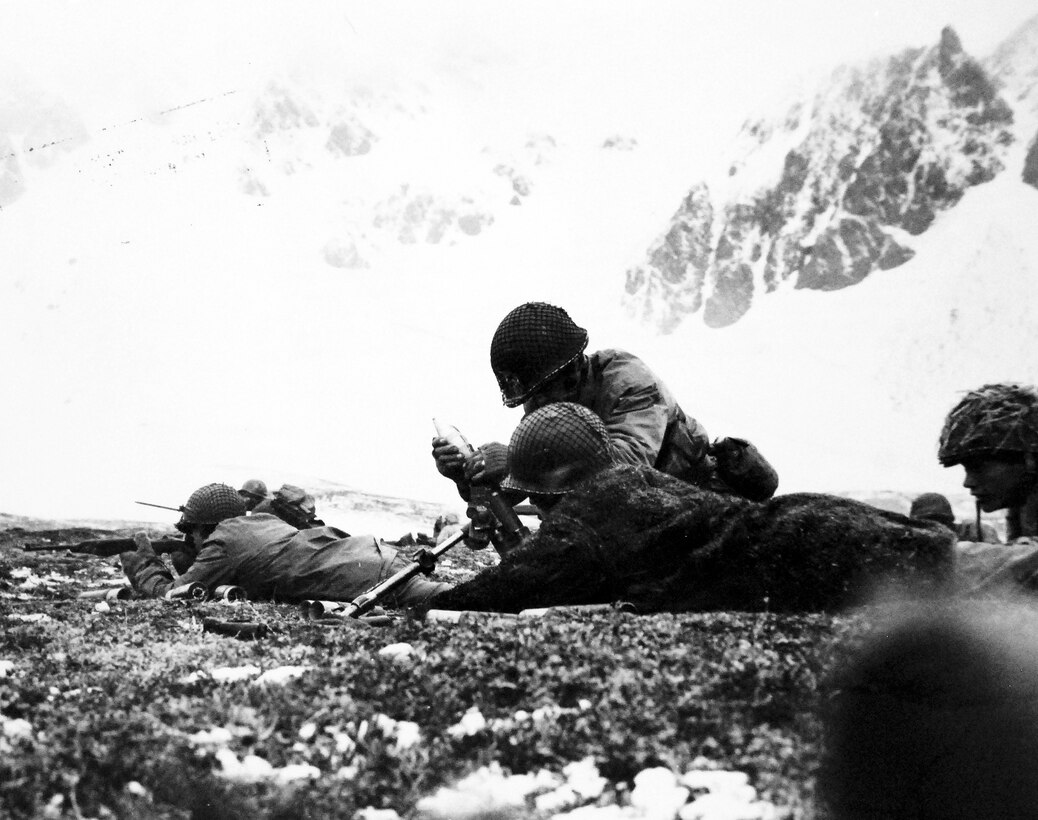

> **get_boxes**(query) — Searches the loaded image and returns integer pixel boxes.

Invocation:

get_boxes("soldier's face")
[524,366,581,413]
[961,456,1032,512]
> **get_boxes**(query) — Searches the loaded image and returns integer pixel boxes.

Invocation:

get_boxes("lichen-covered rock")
[431,465,952,613]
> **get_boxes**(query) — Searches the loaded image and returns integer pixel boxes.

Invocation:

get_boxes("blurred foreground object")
[821,600,1038,819]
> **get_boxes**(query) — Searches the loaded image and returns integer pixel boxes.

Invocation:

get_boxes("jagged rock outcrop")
[986,13,1038,190]
[1026,135,1038,188]
[626,27,1016,331]
[372,185,494,245]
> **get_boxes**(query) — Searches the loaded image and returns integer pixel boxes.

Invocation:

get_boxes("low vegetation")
[0,523,873,819]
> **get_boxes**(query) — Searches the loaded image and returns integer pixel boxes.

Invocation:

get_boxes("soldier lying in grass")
[429,402,954,614]
[119,484,450,605]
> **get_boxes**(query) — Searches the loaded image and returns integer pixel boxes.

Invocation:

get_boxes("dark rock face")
[1025,132,1038,188]
[431,465,953,613]
[626,27,1016,331]
[624,185,711,332]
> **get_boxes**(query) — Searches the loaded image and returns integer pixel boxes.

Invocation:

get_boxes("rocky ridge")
[624,21,1035,332]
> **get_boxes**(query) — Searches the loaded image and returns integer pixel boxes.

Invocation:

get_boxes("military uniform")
[486,303,720,488]
[433,462,950,614]
[569,348,715,484]
[127,513,450,605]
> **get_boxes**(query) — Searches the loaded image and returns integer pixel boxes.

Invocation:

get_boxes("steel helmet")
[938,383,1038,466]
[239,479,268,501]
[490,302,589,407]
[179,483,247,527]
[501,402,613,495]
[909,493,955,526]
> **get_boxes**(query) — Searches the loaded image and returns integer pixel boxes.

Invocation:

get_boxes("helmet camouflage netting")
[938,383,1038,466]
[502,402,613,495]
[180,483,247,525]
[490,302,589,407]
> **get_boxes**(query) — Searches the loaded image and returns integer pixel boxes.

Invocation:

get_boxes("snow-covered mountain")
[624,18,1038,331]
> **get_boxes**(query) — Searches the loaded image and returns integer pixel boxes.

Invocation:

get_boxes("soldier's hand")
[463,503,496,551]
[432,436,467,482]
[464,442,509,486]
[119,532,158,579]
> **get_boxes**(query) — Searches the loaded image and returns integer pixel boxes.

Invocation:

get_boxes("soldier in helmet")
[252,483,325,529]
[119,483,450,605]
[935,383,1038,592]
[238,479,268,512]
[938,383,1038,540]
[432,302,777,519]
[429,402,949,614]
[909,492,1000,544]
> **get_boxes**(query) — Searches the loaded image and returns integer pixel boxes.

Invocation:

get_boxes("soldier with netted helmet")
[935,383,1038,593]
[500,402,615,513]
[938,383,1038,540]
[432,302,776,511]
[428,401,950,614]
[238,479,268,513]
[119,482,450,605]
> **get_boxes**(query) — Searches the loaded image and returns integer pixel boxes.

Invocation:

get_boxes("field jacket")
[574,349,715,485]
[127,513,450,604]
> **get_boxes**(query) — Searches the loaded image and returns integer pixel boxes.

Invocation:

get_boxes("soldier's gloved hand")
[119,532,158,582]
[463,503,496,550]
[432,436,467,483]
[464,442,509,486]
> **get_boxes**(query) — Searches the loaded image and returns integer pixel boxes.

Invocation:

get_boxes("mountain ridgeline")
[624,18,1038,332]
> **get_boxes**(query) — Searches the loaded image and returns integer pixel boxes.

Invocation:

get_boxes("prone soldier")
[119,483,450,606]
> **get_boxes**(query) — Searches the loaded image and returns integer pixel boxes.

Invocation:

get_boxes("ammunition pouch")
[711,436,779,501]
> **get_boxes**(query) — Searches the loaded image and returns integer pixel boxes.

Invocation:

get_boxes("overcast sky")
[7,1,1037,133]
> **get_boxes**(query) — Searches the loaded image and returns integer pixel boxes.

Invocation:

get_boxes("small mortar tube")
[78,586,132,601]
[202,617,269,639]
[164,582,208,601]
[424,609,520,625]
[213,585,247,602]
[518,602,637,619]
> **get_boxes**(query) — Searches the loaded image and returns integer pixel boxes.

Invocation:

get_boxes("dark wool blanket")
[430,465,954,613]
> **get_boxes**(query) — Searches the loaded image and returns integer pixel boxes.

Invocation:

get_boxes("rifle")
[328,528,468,619]
[23,535,186,558]
[333,485,532,619]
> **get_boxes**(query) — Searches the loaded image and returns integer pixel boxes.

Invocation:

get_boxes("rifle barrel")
[135,501,184,512]
[22,536,185,557]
